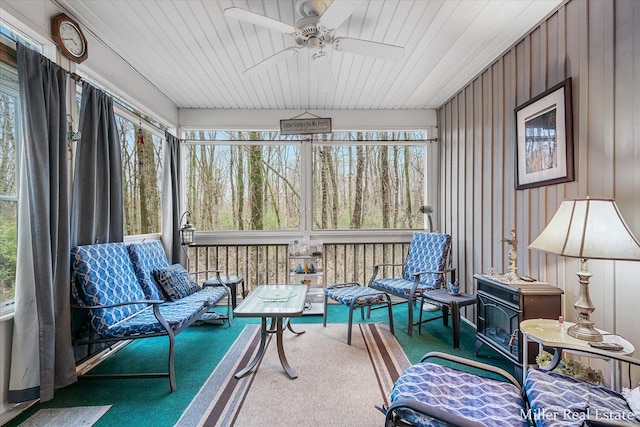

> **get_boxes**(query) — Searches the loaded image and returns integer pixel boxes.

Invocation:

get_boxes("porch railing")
[186,240,412,295]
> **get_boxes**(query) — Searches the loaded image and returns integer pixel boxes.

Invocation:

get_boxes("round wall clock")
[51,13,88,63]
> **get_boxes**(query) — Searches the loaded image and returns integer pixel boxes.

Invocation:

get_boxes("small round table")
[520,318,634,391]
[418,288,477,349]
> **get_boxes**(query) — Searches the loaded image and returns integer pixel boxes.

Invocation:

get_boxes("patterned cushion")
[72,242,149,337]
[104,299,210,338]
[372,232,451,297]
[371,277,420,298]
[403,232,451,288]
[325,285,386,306]
[178,285,228,306]
[127,241,169,300]
[525,367,639,426]
[153,264,201,301]
[390,362,527,427]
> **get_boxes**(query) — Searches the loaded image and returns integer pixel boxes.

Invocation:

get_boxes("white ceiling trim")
[178,108,437,132]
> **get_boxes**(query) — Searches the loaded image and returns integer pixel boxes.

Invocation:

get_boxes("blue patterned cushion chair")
[323,282,394,344]
[369,232,455,336]
[384,352,527,427]
[127,240,232,323]
[524,367,640,426]
[71,242,218,391]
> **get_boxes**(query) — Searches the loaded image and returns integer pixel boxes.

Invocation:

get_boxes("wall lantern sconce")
[179,211,196,246]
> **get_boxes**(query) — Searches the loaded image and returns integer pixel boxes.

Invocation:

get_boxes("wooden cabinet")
[474,274,563,366]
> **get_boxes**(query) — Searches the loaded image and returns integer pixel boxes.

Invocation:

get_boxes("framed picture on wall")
[515,78,574,190]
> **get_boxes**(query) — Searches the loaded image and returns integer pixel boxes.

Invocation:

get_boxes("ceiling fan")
[224,0,405,91]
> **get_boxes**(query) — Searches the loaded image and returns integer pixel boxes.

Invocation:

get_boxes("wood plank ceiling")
[56,0,563,110]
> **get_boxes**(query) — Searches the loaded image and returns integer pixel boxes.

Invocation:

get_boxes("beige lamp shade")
[529,198,640,261]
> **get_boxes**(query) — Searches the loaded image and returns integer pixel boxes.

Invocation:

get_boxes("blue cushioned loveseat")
[71,240,231,391]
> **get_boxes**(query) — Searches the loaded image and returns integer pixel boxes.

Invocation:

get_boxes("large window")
[116,111,164,236]
[184,131,301,231]
[0,49,19,313]
[184,130,427,232]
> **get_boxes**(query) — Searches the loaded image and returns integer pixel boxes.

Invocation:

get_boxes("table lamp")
[528,198,640,342]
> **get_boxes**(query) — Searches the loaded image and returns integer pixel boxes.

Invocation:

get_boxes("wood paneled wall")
[437,0,640,358]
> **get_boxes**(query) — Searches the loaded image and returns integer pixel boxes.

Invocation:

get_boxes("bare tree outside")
[183,130,426,232]
[118,116,163,236]
[184,131,302,231]
[0,90,18,304]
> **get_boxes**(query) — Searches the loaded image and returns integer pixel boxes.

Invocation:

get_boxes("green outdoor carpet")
[5,303,512,427]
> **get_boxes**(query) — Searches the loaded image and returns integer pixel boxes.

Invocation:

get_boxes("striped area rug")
[175,322,409,427]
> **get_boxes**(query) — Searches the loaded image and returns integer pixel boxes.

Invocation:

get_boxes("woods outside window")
[0,43,19,313]
[184,130,428,232]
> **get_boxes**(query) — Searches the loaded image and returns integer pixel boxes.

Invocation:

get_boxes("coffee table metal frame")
[233,284,308,379]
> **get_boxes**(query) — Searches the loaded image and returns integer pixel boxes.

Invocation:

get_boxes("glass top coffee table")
[233,284,309,379]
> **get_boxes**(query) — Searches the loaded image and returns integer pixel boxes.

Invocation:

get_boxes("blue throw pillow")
[153,264,200,301]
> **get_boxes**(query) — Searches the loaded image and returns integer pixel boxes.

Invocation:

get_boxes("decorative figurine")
[501,229,518,276]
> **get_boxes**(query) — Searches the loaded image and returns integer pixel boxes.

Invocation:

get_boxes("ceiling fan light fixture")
[311,49,328,61]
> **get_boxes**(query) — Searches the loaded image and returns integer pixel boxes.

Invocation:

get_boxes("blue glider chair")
[368,232,455,336]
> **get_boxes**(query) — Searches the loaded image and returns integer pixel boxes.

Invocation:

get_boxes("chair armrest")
[385,398,485,427]
[71,299,164,310]
[190,269,223,282]
[372,262,405,268]
[190,270,229,289]
[369,262,406,285]
[420,351,521,389]
[190,269,222,275]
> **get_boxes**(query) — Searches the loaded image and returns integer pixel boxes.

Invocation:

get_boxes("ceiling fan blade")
[333,37,404,62]
[244,47,299,76]
[318,0,365,30]
[312,52,336,92]
[224,7,297,35]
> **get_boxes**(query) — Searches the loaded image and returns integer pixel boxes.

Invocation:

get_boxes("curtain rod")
[183,137,438,145]
[68,71,166,133]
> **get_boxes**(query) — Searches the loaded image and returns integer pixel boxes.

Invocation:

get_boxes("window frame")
[113,103,165,240]
[182,131,432,243]
[0,41,20,318]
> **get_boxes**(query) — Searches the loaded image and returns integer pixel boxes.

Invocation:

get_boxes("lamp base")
[567,322,603,342]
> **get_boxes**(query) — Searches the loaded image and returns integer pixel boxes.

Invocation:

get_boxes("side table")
[520,318,635,391]
[419,288,476,349]
[203,275,245,309]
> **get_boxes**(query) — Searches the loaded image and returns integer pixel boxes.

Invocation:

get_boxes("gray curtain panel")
[9,44,76,403]
[163,131,182,264]
[71,81,124,246]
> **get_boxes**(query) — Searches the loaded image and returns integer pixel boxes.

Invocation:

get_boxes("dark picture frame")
[515,78,574,190]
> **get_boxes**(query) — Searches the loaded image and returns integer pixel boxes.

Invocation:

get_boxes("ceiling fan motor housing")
[295,15,333,49]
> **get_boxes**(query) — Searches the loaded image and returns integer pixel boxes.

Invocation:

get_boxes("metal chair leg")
[386,296,395,335]
[323,292,328,327]
[347,305,355,345]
